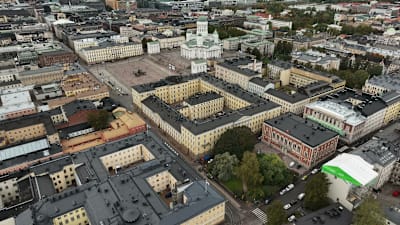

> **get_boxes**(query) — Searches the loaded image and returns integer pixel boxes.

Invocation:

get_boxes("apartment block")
[178,92,224,120]
[263,113,339,168]
[0,112,59,148]
[222,34,258,51]
[362,74,400,95]
[350,138,396,189]
[248,77,274,97]
[17,65,64,86]
[132,73,281,156]
[380,91,400,125]
[303,89,387,144]
[78,42,143,64]
[265,89,310,115]
[291,50,341,71]
[152,33,186,49]
[0,91,37,121]
[11,131,225,225]
[214,58,262,90]
[47,67,109,109]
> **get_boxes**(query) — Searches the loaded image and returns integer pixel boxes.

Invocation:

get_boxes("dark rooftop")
[249,77,271,87]
[62,99,96,117]
[218,58,260,77]
[15,131,225,225]
[268,60,292,69]
[0,112,57,135]
[328,89,387,117]
[185,92,223,106]
[265,113,339,147]
[351,139,396,166]
[266,89,308,103]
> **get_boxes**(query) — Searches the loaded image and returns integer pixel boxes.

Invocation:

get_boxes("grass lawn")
[222,177,243,195]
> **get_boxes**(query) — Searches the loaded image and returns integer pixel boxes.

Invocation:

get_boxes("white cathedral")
[180,16,223,59]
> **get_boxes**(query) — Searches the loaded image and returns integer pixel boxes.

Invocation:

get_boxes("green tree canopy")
[353,196,385,225]
[304,173,330,211]
[335,69,369,89]
[208,152,239,181]
[235,151,263,193]
[212,127,257,159]
[342,24,379,35]
[251,48,262,60]
[258,153,290,186]
[274,41,292,61]
[266,201,287,225]
[208,25,246,39]
[87,110,110,130]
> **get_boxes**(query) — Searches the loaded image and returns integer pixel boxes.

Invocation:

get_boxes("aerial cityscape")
[0,0,399,225]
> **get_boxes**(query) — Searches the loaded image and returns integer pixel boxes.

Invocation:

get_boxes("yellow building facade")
[53,207,91,225]
[100,144,155,172]
[134,75,281,156]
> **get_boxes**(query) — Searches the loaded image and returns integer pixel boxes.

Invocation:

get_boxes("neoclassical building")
[181,16,223,59]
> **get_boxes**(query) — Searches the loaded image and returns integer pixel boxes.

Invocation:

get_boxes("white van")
[298,193,305,200]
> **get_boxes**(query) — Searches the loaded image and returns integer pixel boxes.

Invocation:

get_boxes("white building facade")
[180,17,223,60]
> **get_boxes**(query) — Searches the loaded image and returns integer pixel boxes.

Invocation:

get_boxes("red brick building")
[262,113,339,168]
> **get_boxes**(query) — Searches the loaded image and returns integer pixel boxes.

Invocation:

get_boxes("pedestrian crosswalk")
[252,208,268,224]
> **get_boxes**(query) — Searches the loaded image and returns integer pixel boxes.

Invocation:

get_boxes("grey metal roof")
[0,139,49,161]
[16,131,225,225]
[265,113,339,147]
[380,90,400,105]
[351,139,396,166]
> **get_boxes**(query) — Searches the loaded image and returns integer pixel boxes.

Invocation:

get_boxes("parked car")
[301,174,309,181]
[311,168,319,174]
[298,193,306,200]
[289,161,296,167]
[265,199,271,205]
[280,189,287,196]
[393,191,400,197]
[286,183,295,192]
[283,204,292,210]
[288,215,296,222]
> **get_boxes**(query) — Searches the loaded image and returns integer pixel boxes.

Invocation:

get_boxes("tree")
[235,151,263,194]
[266,201,287,225]
[142,38,149,50]
[208,152,239,181]
[304,173,330,210]
[258,153,290,186]
[366,64,383,77]
[87,110,110,130]
[334,69,369,89]
[251,48,262,60]
[353,196,385,225]
[274,41,292,61]
[212,127,257,159]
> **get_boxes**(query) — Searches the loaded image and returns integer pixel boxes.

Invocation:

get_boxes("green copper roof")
[198,16,208,22]
[322,165,362,186]
[306,115,346,136]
